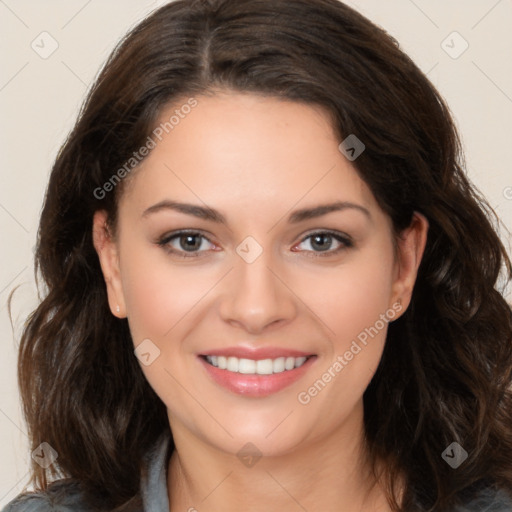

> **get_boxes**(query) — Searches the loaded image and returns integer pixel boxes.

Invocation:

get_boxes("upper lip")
[200,346,314,359]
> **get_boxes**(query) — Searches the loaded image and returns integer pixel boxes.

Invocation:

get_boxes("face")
[94,91,427,458]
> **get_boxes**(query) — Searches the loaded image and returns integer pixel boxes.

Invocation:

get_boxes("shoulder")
[2,431,171,512]
[1,480,92,512]
[455,485,512,511]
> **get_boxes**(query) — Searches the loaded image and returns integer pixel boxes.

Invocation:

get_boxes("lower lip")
[198,356,317,397]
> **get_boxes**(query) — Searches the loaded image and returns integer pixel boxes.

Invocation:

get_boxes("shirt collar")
[140,430,172,512]
[137,430,512,511]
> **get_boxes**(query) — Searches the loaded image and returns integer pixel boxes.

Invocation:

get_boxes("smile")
[204,355,309,375]
[199,353,317,397]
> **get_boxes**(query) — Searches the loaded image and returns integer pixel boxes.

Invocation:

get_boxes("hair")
[11,0,512,511]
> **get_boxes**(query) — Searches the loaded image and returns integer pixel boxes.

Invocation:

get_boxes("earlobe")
[390,212,429,315]
[92,210,127,318]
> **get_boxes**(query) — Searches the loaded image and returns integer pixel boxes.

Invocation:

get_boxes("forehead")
[120,92,377,217]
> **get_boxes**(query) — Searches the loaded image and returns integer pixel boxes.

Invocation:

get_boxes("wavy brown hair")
[11,0,512,510]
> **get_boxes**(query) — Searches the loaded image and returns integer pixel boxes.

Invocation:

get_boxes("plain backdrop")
[1,0,511,505]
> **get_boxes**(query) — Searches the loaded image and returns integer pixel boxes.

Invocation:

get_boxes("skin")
[93,91,428,512]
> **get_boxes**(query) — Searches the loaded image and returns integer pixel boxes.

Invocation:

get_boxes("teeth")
[256,359,273,375]
[273,357,285,373]
[285,357,295,370]
[204,355,310,375]
[239,358,256,374]
[227,357,238,372]
[295,356,307,367]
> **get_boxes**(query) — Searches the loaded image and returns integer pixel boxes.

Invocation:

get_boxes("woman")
[3,0,512,511]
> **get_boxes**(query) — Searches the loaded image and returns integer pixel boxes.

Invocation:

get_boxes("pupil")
[312,234,331,251]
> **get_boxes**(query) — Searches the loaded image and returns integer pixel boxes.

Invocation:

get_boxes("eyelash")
[157,230,353,259]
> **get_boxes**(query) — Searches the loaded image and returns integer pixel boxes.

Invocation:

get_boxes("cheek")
[118,245,214,417]
[296,242,396,411]
[119,242,217,345]
[308,241,396,346]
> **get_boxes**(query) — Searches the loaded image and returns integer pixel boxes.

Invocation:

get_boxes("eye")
[157,231,216,258]
[292,231,353,256]
[157,230,353,259]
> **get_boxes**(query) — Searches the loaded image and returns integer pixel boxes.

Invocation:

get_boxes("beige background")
[1,0,511,505]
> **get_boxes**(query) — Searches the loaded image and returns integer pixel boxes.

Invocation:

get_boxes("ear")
[390,212,429,316]
[92,210,126,318]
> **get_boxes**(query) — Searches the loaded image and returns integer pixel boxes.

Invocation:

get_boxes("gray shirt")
[2,432,512,511]
[2,433,171,512]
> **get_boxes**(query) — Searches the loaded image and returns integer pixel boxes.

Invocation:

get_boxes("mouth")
[202,354,311,375]
[198,351,317,397]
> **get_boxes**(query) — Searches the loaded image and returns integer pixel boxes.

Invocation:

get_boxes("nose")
[218,248,298,334]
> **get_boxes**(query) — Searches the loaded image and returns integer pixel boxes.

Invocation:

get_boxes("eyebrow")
[288,201,371,223]
[142,200,371,224]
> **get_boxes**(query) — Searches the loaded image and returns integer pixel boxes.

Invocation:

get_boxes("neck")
[167,401,395,512]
